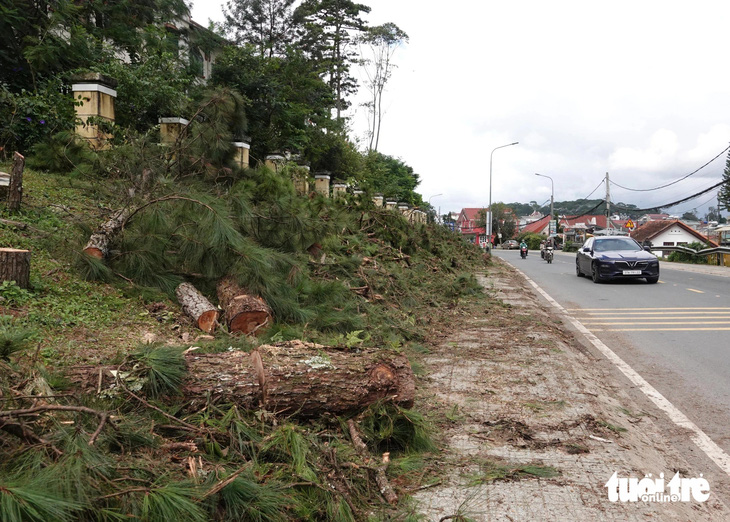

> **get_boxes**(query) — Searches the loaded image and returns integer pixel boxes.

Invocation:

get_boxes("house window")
[663,242,674,246]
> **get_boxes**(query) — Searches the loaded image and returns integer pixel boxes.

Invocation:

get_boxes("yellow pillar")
[159,117,189,145]
[265,154,286,172]
[385,199,397,210]
[332,182,347,198]
[232,141,251,169]
[71,73,117,149]
[372,194,384,207]
[314,172,331,196]
[292,165,310,195]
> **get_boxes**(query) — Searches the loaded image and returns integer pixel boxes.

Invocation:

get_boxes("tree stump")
[0,248,31,289]
[217,276,272,334]
[175,283,218,333]
[83,208,131,259]
[7,152,24,212]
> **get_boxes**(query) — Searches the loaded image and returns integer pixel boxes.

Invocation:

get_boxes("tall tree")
[718,151,730,213]
[358,22,408,152]
[222,0,296,58]
[293,0,370,122]
[211,45,335,159]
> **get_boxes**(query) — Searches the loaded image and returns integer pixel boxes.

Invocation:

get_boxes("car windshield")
[593,238,640,252]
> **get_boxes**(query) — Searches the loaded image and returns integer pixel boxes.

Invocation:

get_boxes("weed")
[597,419,627,433]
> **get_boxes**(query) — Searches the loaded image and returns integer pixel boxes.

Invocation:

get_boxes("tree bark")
[7,152,24,212]
[175,282,218,333]
[0,248,31,289]
[83,208,131,259]
[182,341,414,416]
[71,341,415,418]
[216,276,272,334]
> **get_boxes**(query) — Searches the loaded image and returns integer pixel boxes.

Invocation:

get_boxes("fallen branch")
[0,403,112,447]
[347,419,397,505]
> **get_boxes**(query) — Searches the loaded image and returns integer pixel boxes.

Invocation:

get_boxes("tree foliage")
[718,150,730,213]
[211,45,335,159]
[223,0,297,58]
[294,0,371,121]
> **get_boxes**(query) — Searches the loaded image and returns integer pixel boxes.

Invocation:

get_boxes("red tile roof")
[522,215,550,234]
[630,219,718,246]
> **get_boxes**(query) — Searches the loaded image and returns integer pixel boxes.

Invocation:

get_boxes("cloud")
[608,129,680,172]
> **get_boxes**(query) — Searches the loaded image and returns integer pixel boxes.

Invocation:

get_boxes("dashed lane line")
[508,264,730,478]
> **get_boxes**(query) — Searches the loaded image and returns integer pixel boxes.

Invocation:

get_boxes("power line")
[564,199,607,220]
[612,179,727,213]
[609,144,730,192]
[580,179,605,200]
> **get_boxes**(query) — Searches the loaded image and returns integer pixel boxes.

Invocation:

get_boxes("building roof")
[457,208,483,222]
[560,214,608,229]
[630,219,718,246]
[521,215,551,234]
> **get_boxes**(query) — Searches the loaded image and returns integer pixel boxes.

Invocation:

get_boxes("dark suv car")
[576,236,659,283]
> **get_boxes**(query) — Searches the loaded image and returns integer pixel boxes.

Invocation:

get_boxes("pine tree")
[718,150,730,212]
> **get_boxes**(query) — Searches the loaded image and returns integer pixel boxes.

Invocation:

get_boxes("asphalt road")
[492,247,730,458]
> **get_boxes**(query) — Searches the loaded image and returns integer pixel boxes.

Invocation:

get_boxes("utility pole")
[605,172,612,234]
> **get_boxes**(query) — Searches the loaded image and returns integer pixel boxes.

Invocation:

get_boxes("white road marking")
[511,265,730,477]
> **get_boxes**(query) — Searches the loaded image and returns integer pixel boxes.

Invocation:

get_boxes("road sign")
[626,219,635,230]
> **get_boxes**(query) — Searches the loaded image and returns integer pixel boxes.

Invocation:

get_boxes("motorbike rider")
[519,240,528,256]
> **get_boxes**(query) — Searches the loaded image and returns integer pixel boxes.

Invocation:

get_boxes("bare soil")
[412,261,730,521]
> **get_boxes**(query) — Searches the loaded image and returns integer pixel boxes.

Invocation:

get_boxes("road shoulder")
[413,260,730,520]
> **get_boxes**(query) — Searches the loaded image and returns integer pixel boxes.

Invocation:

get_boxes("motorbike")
[520,245,528,259]
[544,246,554,264]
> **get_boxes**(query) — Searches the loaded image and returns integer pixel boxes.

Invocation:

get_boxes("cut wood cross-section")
[216,276,272,334]
[175,282,218,333]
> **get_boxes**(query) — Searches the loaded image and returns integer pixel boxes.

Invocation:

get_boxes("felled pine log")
[184,341,415,416]
[216,276,272,334]
[71,341,415,418]
[83,208,131,259]
[175,282,218,333]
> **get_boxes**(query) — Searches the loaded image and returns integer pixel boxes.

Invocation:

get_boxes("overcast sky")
[191,1,730,217]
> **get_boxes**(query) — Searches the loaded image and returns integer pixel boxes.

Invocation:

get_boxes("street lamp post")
[488,142,519,249]
[428,193,443,224]
[535,173,554,235]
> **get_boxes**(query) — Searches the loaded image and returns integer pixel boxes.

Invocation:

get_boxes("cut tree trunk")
[0,248,31,289]
[71,341,415,418]
[175,282,218,333]
[183,341,414,416]
[216,276,272,334]
[83,208,131,259]
[7,152,24,212]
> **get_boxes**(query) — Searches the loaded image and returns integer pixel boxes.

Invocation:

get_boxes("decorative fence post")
[314,172,331,197]
[71,73,117,149]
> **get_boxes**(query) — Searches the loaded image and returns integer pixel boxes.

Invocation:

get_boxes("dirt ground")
[412,260,730,521]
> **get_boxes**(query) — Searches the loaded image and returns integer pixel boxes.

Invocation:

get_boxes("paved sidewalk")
[413,262,730,521]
